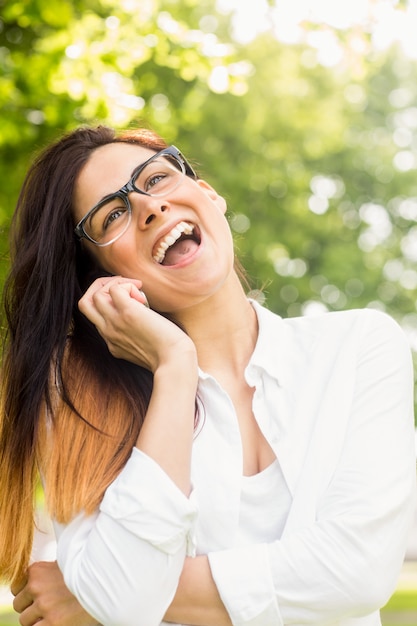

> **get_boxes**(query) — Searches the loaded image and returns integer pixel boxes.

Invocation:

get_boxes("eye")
[144,172,167,192]
[134,155,181,195]
[103,206,127,230]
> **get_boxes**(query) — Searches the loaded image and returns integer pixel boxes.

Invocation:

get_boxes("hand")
[78,276,196,372]
[12,561,99,626]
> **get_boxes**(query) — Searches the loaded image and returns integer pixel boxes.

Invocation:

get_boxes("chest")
[224,380,276,476]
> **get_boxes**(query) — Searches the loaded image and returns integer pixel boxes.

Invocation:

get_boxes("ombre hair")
[0,126,172,585]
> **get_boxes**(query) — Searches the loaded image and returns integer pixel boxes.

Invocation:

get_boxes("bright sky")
[216,0,417,61]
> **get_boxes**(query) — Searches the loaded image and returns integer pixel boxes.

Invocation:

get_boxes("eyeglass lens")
[85,154,185,244]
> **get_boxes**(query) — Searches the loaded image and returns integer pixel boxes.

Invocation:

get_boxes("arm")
[166,310,417,626]
[55,278,198,626]
[78,276,198,493]
[165,556,232,626]
[12,558,223,626]
[211,311,416,625]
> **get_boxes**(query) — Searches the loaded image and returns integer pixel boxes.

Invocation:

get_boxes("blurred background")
[2,0,417,345]
[1,0,417,622]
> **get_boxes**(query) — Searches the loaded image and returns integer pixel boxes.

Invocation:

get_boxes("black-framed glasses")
[74,145,197,247]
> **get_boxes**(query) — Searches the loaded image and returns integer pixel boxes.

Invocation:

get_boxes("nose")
[129,192,169,229]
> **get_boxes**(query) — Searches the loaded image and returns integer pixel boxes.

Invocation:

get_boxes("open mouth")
[153,221,201,266]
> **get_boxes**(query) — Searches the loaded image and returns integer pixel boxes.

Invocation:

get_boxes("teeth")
[153,221,194,264]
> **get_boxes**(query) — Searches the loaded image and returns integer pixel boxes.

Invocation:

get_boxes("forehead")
[73,142,157,220]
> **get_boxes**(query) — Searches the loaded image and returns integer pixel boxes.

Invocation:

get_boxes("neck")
[172,272,259,377]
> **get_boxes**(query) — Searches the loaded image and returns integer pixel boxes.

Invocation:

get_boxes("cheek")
[89,236,134,271]
[97,247,151,282]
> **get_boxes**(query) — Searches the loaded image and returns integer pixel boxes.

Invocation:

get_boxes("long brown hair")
[0,126,174,585]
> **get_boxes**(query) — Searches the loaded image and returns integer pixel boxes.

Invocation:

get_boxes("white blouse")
[55,303,417,626]
[237,459,291,545]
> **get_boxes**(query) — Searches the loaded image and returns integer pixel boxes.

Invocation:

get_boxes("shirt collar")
[244,300,295,386]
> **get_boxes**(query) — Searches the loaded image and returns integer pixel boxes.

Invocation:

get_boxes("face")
[73,142,235,313]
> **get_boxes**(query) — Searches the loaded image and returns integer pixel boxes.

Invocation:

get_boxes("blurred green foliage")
[1,0,417,412]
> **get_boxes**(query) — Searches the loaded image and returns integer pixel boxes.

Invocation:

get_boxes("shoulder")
[254,301,410,360]
[285,306,396,331]
[259,303,404,339]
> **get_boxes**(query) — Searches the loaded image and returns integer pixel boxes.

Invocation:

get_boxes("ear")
[196,179,227,215]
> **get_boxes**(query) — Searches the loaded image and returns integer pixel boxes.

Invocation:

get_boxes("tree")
[1,0,417,407]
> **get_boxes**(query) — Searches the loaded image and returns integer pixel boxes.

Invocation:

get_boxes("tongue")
[162,238,199,266]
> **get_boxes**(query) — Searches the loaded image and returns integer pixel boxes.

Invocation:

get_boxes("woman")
[1,125,415,626]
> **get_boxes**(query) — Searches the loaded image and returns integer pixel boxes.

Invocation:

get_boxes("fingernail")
[139,291,149,307]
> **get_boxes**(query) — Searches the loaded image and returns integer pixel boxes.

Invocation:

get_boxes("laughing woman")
[0,125,415,626]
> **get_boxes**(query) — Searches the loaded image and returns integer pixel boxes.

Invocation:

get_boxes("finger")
[104,288,153,327]
[92,282,148,319]
[93,275,143,295]
[79,277,144,319]
[108,282,149,308]
[130,288,149,307]
[82,276,121,302]
[78,278,121,323]
[13,588,33,614]
[18,604,43,626]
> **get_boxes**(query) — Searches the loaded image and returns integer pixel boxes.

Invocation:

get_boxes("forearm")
[165,556,232,626]
[58,508,188,626]
[57,448,198,625]
[136,355,198,495]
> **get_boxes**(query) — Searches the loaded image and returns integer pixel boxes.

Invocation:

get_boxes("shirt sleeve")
[208,310,417,625]
[56,447,197,626]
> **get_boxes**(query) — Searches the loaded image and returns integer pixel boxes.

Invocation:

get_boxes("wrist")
[154,346,198,383]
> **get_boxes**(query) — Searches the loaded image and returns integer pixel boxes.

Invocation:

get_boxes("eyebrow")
[131,151,161,177]
[91,153,160,210]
